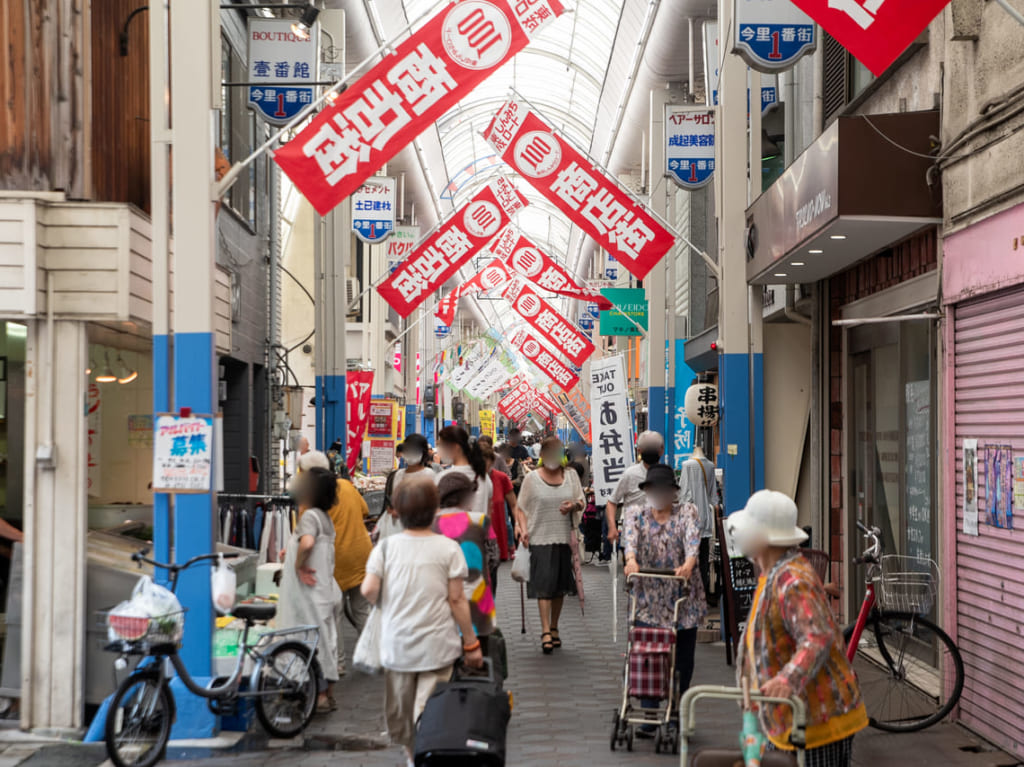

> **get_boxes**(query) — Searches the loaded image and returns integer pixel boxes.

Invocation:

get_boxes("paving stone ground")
[12,561,1023,766]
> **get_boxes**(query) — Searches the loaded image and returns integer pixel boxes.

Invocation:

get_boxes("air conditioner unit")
[346,277,361,316]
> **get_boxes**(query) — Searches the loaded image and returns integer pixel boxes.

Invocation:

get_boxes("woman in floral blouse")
[727,490,867,767]
[623,463,707,725]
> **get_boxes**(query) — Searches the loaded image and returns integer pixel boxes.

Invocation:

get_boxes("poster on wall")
[87,383,102,497]
[127,414,154,449]
[963,438,978,536]
[1014,456,1024,516]
[368,401,394,436]
[152,415,214,492]
[368,438,396,475]
[985,444,1013,529]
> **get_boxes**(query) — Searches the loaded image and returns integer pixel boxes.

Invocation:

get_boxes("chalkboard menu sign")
[905,381,931,560]
[717,514,760,665]
[729,557,758,622]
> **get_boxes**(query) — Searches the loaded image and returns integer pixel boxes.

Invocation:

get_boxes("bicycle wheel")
[104,670,173,767]
[254,641,320,738]
[844,611,964,732]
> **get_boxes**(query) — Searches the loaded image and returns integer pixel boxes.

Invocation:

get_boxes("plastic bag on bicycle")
[108,575,183,643]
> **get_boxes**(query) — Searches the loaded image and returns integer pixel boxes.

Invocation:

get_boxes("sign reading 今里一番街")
[352,177,396,244]
[733,0,816,73]
[247,19,317,124]
[702,21,779,111]
[666,106,716,190]
[153,415,214,492]
[599,288,648,337]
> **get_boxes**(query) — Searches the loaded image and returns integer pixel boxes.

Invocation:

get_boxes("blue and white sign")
[351,177,396,244]
[246,19,317,124]
[703,21,782,111]
[732,0,815,74]
[578,315,595,332]
[672,340,697,470]
[433,315,451,339]
[666,107,716,190]
[605,256,618,281]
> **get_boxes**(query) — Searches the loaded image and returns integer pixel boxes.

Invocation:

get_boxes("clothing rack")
[217,494,296,563]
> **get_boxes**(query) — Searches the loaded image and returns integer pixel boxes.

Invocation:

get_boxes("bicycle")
[843,521,964,732]
[102,547,322,767]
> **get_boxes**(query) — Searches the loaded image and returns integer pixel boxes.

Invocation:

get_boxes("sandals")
[541,632,554,654]
[549,628,562,649]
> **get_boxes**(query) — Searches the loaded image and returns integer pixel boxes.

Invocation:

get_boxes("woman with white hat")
[726,490,867,766]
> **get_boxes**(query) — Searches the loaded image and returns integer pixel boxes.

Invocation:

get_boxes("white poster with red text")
[275,0,564,214]
[378,177,527,317]
[483,101,676,280]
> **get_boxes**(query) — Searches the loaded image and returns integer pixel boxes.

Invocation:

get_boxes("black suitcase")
[414,659,511,766]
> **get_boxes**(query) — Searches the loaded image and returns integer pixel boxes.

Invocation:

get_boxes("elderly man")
[604,431,667,551]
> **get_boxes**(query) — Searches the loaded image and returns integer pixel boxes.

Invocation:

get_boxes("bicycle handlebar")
[132,547,240,573]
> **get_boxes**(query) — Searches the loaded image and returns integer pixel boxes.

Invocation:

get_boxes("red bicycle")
[842,520,964,732]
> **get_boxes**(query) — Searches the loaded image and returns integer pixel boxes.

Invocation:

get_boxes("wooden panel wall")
[90,0,151,212]
[0,0,89,197]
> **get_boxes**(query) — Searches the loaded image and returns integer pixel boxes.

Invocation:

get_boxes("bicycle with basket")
[101,547,321,767]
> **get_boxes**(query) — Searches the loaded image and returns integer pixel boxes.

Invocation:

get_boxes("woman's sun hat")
[638,463,680,491]
[726,490,808,548]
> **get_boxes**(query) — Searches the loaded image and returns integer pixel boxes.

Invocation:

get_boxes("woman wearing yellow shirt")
[727,490,867,767]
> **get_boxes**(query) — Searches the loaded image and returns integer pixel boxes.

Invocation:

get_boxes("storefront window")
[848,319,935,598]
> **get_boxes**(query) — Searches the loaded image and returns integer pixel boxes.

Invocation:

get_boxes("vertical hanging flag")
[503,278,594,367]
[483,101,676,281]
[435,257,512,326]
[377,177,527,317]
[345,370,374,474]
[590,355,634,504]
[274,0,565,214]
[666,107,716,190]
[510,329,580,391]
[733,0,816,73]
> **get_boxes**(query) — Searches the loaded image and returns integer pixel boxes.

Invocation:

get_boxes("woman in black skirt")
[513,437,585,654]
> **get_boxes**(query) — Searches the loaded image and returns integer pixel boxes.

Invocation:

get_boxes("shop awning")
[746,111,942,285]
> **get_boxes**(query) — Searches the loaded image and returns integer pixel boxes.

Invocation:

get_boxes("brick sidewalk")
[16,560,1020,766]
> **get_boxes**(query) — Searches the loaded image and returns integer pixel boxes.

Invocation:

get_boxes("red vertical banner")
[377,177,527,317]
[345,371,374,474]
[274,0,565,214]
[503,278,594,367]
[435,257,512,326]
[510,329,579,391]
[483,101,676,281]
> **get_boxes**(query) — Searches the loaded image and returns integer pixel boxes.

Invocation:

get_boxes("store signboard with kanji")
[479,410,496,441]
[153,415,214,492]
[733,0,816,73]
[368,400,395,435]
[247,19,317,124]
[789,0,951,76]
[386,226,421,272]
[503,278,594,367]
[510,329,579,391]
[702,21,779,111]
[666,107,716,189]
[352,177,396,244]
[483,100,676,281]
[274,0,565,214]
[590,356,633,504]
[378,177,527,317]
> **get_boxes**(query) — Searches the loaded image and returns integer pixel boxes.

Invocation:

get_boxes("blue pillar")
[719,352,753,515]
[170,331,217,738]
[322,374,346,454]
[424,417,435,446]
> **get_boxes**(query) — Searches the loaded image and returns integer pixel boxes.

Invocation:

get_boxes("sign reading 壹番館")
[274,0,566,215]
[666,107,716,190]
[702,21,779,112]
[247,19,317,124]
[599,288,649,337]
[590,356,633,504]
[386,226,421,273]
[352,177,396,244]
[153,415,214,492]
[787,0,952,77]
[733,0,816,74]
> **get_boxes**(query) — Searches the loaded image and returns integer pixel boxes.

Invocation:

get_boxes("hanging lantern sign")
[684,382,720,427]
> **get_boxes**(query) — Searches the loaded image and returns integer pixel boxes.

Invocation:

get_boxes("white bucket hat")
[726,490,808,548]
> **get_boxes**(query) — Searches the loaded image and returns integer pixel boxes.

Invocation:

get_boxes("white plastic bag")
[108,575,184,642]
[352,606,384,675]
[211,554,237,615]
[510,543,531,583]
[131,574,182,618]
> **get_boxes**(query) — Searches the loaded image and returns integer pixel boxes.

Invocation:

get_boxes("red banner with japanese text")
[510,328,579,391]
[435,257,512,326]
[274,0,565,215]
[345,370,374,474]
[490,226,612,308]
[788,0,950,76]
[483,100,676,280]
[498,379,531,421]
[378,178,527,317]
[503,278,594,367]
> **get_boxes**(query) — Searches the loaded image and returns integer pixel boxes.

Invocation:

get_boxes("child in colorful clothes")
[727,490,868,767]
[433,473,499,646]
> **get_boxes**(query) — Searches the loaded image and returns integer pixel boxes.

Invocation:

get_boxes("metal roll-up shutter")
[953,285,1024,758]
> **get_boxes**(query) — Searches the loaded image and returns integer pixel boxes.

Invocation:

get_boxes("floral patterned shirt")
[623,502,707,630]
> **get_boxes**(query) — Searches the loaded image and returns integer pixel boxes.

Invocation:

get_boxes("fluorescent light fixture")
[291,4,319,40]
[829,234,847,240]
[808,249,823,254]
[774,273,788,278]
[790,262,805,266]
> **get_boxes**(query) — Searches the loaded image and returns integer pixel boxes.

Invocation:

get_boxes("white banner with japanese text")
[590,355,634,504]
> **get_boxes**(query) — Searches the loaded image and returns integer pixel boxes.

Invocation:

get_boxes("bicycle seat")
[233,603,277,623]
